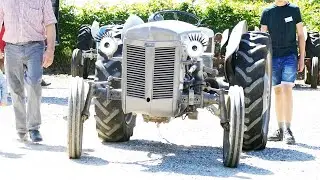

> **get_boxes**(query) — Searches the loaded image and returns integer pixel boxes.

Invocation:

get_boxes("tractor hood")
[124,20,202,41]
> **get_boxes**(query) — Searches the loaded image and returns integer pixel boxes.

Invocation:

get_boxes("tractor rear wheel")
[75,24,94,79]
[94,59,136,142]
[230,31,272,151]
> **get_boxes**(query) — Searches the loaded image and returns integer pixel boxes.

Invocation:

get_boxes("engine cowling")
[121,20,207,117]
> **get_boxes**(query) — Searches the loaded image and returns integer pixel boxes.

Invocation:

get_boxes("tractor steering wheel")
[148,10,201,26]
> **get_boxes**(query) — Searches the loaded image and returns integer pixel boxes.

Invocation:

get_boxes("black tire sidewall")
[229,31,272,151]
[94,59,136,142]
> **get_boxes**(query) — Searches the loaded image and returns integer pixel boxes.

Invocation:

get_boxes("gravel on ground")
[0,75,319,180]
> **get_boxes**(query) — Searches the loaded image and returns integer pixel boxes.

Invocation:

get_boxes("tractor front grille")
[126,45,145,99]
[152,47,175,99]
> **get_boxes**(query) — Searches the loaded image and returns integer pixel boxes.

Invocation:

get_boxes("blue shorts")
[272,54,298,86]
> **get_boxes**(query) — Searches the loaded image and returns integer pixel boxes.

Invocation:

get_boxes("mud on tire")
[94,59,136,142]
[230,31,272,151]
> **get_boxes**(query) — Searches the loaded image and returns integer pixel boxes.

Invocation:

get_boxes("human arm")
[42,0,57,68]
[296,22,305,72]
[295,8,305,72]
[260,9,269,32]
[42,24,56,68]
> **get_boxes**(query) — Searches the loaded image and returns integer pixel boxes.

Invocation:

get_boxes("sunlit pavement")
[0,76,319,180]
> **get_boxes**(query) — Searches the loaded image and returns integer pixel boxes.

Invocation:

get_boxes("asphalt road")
[0,75,319,180]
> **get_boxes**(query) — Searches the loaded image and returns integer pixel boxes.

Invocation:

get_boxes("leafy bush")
[50,0,319,74]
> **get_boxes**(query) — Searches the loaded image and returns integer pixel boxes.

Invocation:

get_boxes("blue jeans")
[4,41,44,133]
[0,70,8,105]
[272,54,298,86]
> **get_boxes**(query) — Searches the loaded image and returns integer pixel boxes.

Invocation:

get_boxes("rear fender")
[223,21,248,82]
[122,14,145,40]
[224,20,248,61]
[221,29,229,48]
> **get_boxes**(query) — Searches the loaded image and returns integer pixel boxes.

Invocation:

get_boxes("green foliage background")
[51,0,320,74]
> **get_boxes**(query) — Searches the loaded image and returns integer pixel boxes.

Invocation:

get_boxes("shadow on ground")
[103,139,273,178]
[19,142,108,166]
[6,96,68,106]
[20,142,94,153]
[41,97,68,106]
[293,84,320,91]
[0,151,25,159]
[246,147,315,162]
[70,155,109,166]
[295,143,320,151]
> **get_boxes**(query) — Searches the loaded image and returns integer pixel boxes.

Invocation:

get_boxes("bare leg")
[274,86,285,129]
[282,85,293,128]
[282,84,295,144]
[268,85,285,141]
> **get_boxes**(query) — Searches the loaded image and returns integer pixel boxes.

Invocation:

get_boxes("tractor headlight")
[186,41,204,58]
[182,32,208,58]
[99,37,118,57]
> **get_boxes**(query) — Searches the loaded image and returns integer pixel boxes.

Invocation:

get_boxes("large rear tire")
[75,24,94,79]
[230,31,272,151]
[311,57,319,89]
[77,24,95,50]
[67,77,85,159]
[94,59,136,142]
[223,85,245,168]
[306,31,320,58]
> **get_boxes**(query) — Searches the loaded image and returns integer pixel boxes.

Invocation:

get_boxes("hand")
[0,50,3,59]
[42,49,54,68]
[298,56,305,72]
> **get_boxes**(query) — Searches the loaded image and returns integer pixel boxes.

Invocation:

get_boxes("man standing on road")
[260,0,305,144]
[0,0,57,142]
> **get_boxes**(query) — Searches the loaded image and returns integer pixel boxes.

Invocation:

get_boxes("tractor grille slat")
[153,47,175,99]
[126,45,145,99]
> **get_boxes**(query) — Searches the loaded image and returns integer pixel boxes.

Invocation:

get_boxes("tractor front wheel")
[223,85,245,168]
[67,76,85,159]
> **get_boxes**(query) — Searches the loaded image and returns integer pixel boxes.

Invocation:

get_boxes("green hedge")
[50,0,320,74]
